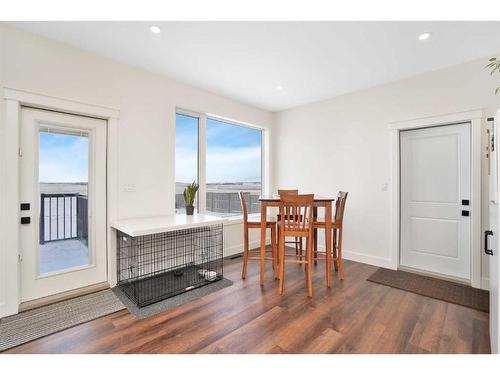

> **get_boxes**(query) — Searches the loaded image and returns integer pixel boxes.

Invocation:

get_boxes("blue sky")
[40,115,261,184]
[39,131,89,183]
[176,114,262,183]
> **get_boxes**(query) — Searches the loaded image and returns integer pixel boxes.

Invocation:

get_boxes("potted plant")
[486,57,500,95]
[183,181,199,215]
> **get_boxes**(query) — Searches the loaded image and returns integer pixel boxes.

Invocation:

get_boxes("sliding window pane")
[206,118,262,217]
[175,113,199,213]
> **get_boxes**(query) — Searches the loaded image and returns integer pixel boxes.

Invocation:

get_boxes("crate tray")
[118,264,222,307]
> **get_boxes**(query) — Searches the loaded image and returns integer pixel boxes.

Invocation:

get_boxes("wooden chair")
[277,189,302,256]
[278,194,315,297]
[238,192,278,280]
[313,191,348,280]
[332,191,348,279]
[278,189,299,195]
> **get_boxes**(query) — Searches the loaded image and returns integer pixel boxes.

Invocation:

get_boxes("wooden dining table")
[258,194,336,288]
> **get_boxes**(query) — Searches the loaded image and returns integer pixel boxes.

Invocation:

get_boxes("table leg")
[325,201,332,288]
[260,201,267,286]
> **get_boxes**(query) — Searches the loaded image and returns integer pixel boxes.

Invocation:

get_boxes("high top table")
[258,195,336,287]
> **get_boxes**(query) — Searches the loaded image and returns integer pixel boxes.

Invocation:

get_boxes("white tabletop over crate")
[111,214,227,237]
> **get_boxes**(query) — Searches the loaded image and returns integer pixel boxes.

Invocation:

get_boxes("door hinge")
[18,253,23,262]
[18,147,23,157]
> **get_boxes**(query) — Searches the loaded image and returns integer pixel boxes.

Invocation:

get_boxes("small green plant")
[486,57,500,95]
[183,181,199,207]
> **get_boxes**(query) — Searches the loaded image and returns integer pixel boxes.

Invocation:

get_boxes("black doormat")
[367,268,489,312]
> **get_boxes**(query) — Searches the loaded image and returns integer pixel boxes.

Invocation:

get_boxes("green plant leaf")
[183,181,199,206]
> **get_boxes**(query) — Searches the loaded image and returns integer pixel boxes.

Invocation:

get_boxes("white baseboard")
[481,277,490,291]
[224,239,271,257]
[342,250,395,269]
[315,245,395,270]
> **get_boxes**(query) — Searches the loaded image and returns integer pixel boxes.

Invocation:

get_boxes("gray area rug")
[0,278,234,351]
[113,278,233,319]
[0,289,125,352]
[367,268,489,312]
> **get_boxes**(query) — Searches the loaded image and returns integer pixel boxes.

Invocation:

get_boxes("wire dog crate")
[116,224,223,307]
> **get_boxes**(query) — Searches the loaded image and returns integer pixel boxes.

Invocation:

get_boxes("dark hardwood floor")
[3,254,491,354]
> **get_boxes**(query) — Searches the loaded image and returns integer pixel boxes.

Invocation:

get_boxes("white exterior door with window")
[489,110,500,354]
[400,123,471,280]
[19,108,107,302]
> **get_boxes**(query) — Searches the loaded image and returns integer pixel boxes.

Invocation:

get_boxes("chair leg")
[277,225,281,267]
[313,228,318,265]
[325,228,332,286]
[279,232,286,295]
[338,227,344,280]
[306,236,313,297]
[271,225,278,280]
[242,227,249,279]
[295,237,299,255]
[333,228,339,272]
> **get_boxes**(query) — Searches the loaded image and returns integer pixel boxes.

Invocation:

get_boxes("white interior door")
[400,123,471,280]
[489,111,500,354]
[19,108,107,303]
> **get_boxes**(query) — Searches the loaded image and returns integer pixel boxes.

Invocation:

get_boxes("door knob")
[485,230,494,256]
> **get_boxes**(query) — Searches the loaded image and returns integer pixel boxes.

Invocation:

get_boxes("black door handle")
[485,230,494,256]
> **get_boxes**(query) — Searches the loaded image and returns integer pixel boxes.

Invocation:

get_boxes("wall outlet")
[381,183,388,192]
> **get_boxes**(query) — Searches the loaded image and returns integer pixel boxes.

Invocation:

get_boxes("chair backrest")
[238,191,248,224]
[279,194,314,232]
[278,189,299,195]
[334,191,348,224]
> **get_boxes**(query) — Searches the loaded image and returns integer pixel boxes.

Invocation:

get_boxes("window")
[175,111,263,217]
[206,118,262,216]
[175,113,199,213]
[39,129,90,274]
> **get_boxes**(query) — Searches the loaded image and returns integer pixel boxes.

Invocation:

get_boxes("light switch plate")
[122,183,136,192]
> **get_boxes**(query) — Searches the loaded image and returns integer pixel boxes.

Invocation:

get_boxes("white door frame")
[389,109,483,288]
[0,87,120,318]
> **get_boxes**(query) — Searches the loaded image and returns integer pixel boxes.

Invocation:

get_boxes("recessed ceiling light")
[276,85,284,90]
[418,32,432,41]
[149,25,161,34]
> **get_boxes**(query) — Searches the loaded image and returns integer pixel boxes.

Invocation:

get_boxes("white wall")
[273,56,500,286]
[0,25,272,316]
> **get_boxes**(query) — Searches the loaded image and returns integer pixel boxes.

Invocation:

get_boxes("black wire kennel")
[116,224,223,307]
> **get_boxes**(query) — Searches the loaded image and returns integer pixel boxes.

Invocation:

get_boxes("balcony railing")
[39,193,88,244]
[175,191,260,216]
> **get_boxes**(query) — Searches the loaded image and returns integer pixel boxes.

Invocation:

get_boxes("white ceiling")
[7,21,500,112]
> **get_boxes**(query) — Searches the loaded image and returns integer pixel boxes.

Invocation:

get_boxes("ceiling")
[7,21,500,112]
